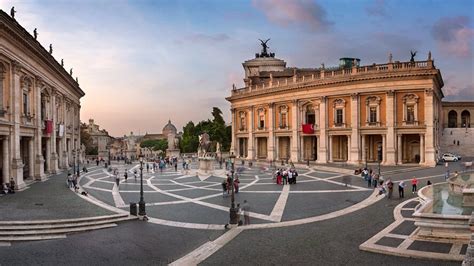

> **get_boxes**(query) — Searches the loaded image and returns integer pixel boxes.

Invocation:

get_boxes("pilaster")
[10,61,25,189]
[247,106,254,160]
[385,90,396,165]
[424,89,436,166]
[317,97,327,163]
[349,93,360,164]
[267,103,275,160]
[290,100,299,162]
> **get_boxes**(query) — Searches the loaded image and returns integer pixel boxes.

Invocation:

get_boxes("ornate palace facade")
[0,10,84,188]
[227,46,444,166]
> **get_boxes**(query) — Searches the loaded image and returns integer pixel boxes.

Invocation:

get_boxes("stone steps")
[0,213,137,242]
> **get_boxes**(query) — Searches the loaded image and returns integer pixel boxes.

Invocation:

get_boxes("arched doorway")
[461,110,471,128]
[448,110,457,128]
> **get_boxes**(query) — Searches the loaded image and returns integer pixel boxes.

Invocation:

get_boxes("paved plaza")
[1,159,471,265]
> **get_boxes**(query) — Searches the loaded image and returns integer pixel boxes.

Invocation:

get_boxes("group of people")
[222,174,240,196]
[0,178,16,196]
[66,172,79,192]
[274,168,299,185]
[357,167,431,199]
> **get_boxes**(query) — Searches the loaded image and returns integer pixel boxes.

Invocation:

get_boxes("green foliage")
[140,139,168,151]
[86,146,98,155]
[179,107,231,152]
[80,126,97,155]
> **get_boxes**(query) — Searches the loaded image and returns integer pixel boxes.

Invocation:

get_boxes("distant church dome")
[162,120,177,136]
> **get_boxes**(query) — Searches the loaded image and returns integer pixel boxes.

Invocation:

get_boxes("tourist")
[411,177,418,193]
[234,176,240,193]
[292,169,298,184]
[72,175,79,192]
[367,172,372,188]
[242,200,250,225]
[276,169,282,185]
[115,174,120,187]
[376,184,386,197]
[398,180,405,198]
[67,172,73,188]
[124,170,128,182]
[386,179,394,199]
[379,175,384,185]
[221,181,227,197]
[226,175,232,194]
[8,178,15,194]
[372,174,379,188]
[146,163,149,173]
[427,180,432,186]
[282,169,288,185]
[82,166,88,173]
[174,161,178,171]
[288,170,293,184]
[133,169,138,179]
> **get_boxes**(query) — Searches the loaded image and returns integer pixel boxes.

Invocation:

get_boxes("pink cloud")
[251,0,332,32]
[431,16,474,57]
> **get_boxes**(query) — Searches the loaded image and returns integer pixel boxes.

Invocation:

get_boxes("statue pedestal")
[166,149,180,158]
[196,157,214,181]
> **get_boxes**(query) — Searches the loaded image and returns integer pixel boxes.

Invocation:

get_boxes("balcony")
[278,124,289,130]
[257,126,267,131]
[365,121,381,127]
[238,127,247,132]
[333,122,346,128]
[402,120,419,126]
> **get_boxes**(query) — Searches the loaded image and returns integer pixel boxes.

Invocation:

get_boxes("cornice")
[226,70,441,102]
[0,10,85,98]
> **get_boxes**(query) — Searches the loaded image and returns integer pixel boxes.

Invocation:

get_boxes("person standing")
[367,173,372,188]
[398,180,405,198]
[386,179,394,199]
[411,177,418,194]
[124,170,128,182]
[234,176,240,193]
[242,200,250,225]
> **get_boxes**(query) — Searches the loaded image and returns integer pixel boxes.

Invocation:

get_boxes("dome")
[162,120,177,136]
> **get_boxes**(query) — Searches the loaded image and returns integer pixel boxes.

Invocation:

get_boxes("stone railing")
[231,60,434,96]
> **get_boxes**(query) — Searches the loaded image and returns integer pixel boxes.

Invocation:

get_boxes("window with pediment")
[365,96,381,126]
[257,107,265,129]
[402,93,419,125]
[306,104,315,124]
[333,98,346,127]
[239,111,246,131]
[279,105,288,129]
[21,76,32,116]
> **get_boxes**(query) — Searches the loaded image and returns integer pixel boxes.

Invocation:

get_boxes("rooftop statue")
[258,38,271,57]
[70,68,73,75]
[410,50,417,63]
[61,59,64,66]
[49,44,53,54]
[33,28,38,40]
[10,7,16,19]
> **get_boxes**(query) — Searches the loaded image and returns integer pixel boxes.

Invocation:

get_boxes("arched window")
[306,104,315,124]
[448,110,457,128]
[333,98,346,127]
[402,94,419,125]
[461,110,471,128]
[279,105,288,129]
[365,96,381,126]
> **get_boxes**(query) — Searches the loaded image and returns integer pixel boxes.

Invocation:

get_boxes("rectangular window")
[336,109,343,125]
[41,100,46,120]
[407,105,415,122]
[240,117,245,130]
[307,114,315,125]
[281,113,287,128]
[23,92,28,115]
[369,107,377,123]
[259,115,265,129]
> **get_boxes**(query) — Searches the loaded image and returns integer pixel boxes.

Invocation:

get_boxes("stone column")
[397,134,402,164]
[317,97,328,163]
[424,89,436,166]
[50,91,58,173]
[10,61,25,189]
[62,102,68,168]
[347,135,351,162]
[28,138,34,179]
[385,90,396,165]
[328,135,333,162]
[361,135,366,163]
[44,138,51,173]
[267,103,275,160]
[420,134,425,164]
[247,106,254,159]
[349,93,360,164]
[34,79,45,180]
[230,108,236,155]
[290,100,299,162]
[2,138,9,185]
[382,134,386,164]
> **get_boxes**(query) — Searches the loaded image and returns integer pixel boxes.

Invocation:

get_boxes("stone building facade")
[441,102,474,157]
[0,11,84,188]
[81,119,111,158]
[227,46,445,166]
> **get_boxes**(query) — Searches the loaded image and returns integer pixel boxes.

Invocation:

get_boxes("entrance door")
[257,137,267,159]
[278,137,290,160]
[303,136,317,160]
[20,138,29,180]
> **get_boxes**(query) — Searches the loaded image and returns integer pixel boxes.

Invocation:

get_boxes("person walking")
[386,179,394,199]
[367,173,372,188]
[242,200,250,225]
[398,180,405,198]
[411,177,418,194]
[234,176,240,193]
[124,171,128,182]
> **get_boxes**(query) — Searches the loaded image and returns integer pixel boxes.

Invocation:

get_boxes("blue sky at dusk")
[0,0,472,136]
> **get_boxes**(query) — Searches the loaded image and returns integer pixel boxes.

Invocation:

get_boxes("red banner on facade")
[45,120,53,134]
[302,124,314,134]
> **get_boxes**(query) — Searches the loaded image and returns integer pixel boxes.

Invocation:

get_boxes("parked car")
[445,152,462,160]
[442,153,459,162]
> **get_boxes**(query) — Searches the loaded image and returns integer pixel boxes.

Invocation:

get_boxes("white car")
[442,153,459,162]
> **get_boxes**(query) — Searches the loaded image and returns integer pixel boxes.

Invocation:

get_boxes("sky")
[0,0,473,137]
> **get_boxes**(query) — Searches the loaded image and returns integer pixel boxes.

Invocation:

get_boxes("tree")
[80,125,96,155]
[140,139,168,152]
[180,121,199,153]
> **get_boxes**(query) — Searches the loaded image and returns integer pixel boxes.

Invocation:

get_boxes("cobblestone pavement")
[0,160,468,265]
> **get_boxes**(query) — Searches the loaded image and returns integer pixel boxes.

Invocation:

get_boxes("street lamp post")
[72,149,76,174]
[229,153,239,225]
[377,144,382,177]
[138,155,147,218]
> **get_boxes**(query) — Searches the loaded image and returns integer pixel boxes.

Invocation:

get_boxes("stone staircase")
[0,213,136,242]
